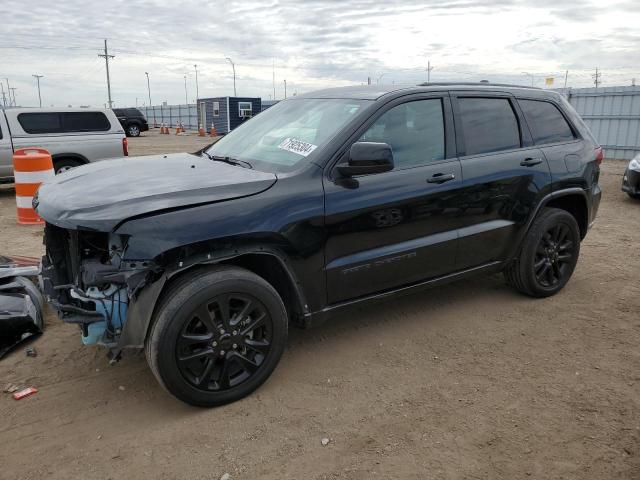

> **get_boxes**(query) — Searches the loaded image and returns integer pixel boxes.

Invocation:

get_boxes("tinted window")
[18,112,111,134]
[360,99,445,168]
[519,99,575,145]
[62,112,110,132]
[458,98,520,155]
[18,113,62,134]
[126,108,143,117]
[113,109,124,116]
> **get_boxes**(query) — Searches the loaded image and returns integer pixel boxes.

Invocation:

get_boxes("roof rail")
[418,82,541,89]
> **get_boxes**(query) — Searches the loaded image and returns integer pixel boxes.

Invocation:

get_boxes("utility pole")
[592,68,601,88]
[184,74,188,104]
[9,87,17,107]
[32,74,43,107]
[426,61,434,83]
[0,82,6,107]
[98,39,115,108]
[4,78,11,106]
[193,64,199,101]
[272,58,276,101]
[226,57,236,96]
[283,79,287,99]
[564,70,568,89]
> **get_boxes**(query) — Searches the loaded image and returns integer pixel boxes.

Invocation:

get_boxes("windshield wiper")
[203,151,253,169]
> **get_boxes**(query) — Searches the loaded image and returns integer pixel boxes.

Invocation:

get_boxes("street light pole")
[184,74,189,104]
[194,64,199,101]
[145,71,155,127]
[522,71,534,87]
[283,79,287,99]
[32,74,43,107]
[226,57,237,96]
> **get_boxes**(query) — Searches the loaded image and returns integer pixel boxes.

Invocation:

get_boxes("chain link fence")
[137,104,199,130]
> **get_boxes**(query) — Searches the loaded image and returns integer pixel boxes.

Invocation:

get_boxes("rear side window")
[458,97,521,155]
[519,99,575,145]
[126,108,143,117]
[18,112,111,134]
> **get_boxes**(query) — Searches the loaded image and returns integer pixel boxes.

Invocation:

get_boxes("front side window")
[458,97,521,156]
[359,99,445,169]
[213,101,220,117]
[206,98,368,173]
[519,99,575,145]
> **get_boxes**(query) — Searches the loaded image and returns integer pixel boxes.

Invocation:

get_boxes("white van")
[0,108,127,181]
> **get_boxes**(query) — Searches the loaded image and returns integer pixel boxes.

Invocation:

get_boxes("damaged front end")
[0,255,44,359]
[41,224,162,358]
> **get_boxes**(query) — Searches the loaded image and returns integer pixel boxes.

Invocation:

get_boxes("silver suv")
[0,108,127,180]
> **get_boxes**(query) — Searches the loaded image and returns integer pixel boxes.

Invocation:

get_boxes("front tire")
[504,207,581,298]
[146,266,288,407]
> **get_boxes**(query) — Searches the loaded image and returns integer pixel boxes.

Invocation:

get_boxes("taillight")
[122,138,129,157]
[594,147,603,165]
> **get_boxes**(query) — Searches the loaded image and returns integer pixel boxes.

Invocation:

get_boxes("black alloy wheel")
[533,223,575,288]
[146,266,287,407]
[504,207,581,298]
[176,293,272,391]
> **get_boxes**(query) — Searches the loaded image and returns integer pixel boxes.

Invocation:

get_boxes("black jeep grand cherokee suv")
[37,84,602,407]
[113,108,149,137]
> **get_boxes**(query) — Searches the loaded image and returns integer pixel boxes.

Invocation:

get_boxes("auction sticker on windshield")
[278,138,318,157]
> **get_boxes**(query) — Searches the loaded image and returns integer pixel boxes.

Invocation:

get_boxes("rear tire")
[127,124,141,137]
[627,192,640,200]
[504,207,580,298]
[146,266,288,407]
[53,158,82,175]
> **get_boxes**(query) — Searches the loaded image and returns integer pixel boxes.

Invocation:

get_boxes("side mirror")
[337,142,394,177]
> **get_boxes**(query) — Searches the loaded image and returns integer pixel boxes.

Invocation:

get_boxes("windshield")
[205,98,369,173]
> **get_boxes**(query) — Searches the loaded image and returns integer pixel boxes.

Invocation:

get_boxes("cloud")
[0,0,638,107]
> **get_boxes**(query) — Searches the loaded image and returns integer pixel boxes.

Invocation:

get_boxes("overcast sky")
[1,0,639,108]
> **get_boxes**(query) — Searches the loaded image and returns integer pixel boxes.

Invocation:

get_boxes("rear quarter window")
[18,112,111,134]
[518,99,576,145]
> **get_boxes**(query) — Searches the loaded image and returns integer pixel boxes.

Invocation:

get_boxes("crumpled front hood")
[36,153,277,231]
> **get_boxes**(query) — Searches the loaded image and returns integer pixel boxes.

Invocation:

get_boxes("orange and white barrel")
[12,148,54,225]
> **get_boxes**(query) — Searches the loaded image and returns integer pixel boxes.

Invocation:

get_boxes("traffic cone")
[198,124,205,136]
[209,123,217,137]
[13,148,54,225]
[175,122,181,135]
[163,123,169,134]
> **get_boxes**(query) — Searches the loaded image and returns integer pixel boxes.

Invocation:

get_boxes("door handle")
[520,157,543,167]
[427,173,455,184]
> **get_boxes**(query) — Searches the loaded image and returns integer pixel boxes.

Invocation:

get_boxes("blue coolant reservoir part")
[81,288,128,345]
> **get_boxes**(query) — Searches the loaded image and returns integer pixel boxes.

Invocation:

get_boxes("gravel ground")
[0,133,638,479]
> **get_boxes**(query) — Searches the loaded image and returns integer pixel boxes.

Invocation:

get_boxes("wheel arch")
[534,188,589,239]
[51,152,89,166]
[118,248,310,351]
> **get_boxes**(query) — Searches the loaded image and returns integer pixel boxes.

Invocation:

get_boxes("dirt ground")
[0,131,638,479]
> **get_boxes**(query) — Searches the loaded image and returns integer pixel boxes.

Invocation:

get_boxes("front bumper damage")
[0,255,44,359]
[41,224,163,361]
